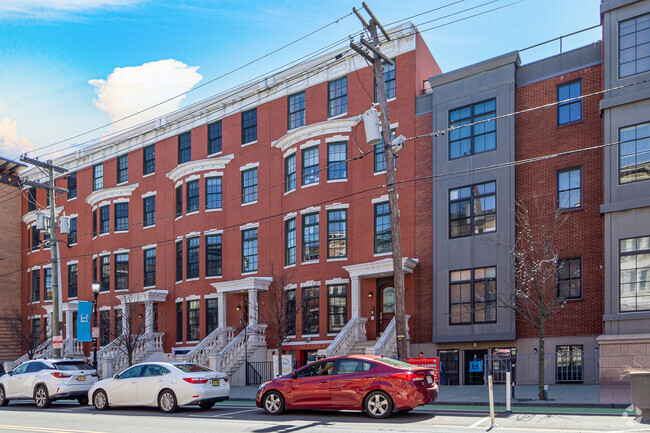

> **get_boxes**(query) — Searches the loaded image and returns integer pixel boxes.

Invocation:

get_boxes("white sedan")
[88,362,229,413]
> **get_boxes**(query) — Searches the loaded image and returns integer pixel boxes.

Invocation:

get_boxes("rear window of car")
[175,364,212,373]
[55,361,93,371]
[373,358,416,369]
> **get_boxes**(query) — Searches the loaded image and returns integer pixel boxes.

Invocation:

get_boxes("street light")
[91,279,100,370]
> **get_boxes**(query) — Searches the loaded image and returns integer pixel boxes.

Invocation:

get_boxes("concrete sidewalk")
[230,383,632,408]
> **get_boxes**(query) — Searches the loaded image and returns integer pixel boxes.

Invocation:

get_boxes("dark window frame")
[327,209,347,259]
[327,284,347,333]
[99,205,110,234]
[186,179,199,213]
[241,168,258,204]
[178,132,192,164]
[328,77,347,118]
[206,234,222,277]
[619,122,650,184]
[327,142,347,180]
[100,255,110,292]
[176,241,183,282]
[374,202,391,254]
[242,228,258,273]
[114,202,129,232]
[288,91,306,130]
[285,218,296,266]
[143,144,155,175]
[557,80,582,125]
[67,173,77,200]
[448,98,497,160]
[186,300,200,341]
[206,298,218,335]
[619,235,650,313]
[302,286,319,335]
[93,163,103,191]
[206,177,222,210]
[114,253,129,291]
[302,213,319,262]
[449,181,497,239]
[374,60,396,102]
[175,185,182,217]
[186,237,200,279]
[67,263,78,299]
[619,13,650,78]
[285,154,296,192]
[208,121,223,155]
[68,217,77,245]
[557,257,582,300]
[32,269,40,303]
[302,146,319,186]
[117,154,128,184]
[557,167,582,210]
[242,108,257,144]
[144,248,156,288]
[449,267,497,325]
[176,302,183,343]
[143,196,156,227]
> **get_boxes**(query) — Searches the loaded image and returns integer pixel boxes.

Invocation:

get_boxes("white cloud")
[89,59,202,131]
[0,117,35,158]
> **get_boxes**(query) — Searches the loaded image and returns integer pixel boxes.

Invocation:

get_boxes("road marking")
[0,425,105,433]
[210,408,259,418]
[469,416,489,428]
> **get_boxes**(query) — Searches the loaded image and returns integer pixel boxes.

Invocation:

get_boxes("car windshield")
[175,364,212,373]
[55,361,93,371]
[373,358,417,369]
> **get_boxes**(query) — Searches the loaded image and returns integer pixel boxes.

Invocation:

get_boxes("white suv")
[0,359,98,408]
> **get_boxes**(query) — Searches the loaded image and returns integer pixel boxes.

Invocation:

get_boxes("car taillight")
[223,377,228,382]
[91,373,99,377]
[183,377,209,384]
[51,372,72,379]
[390,371,426,382]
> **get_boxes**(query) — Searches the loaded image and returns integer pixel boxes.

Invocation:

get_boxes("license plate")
[211,379,220,386]
[426,376,432,384]
[76,376,86,382]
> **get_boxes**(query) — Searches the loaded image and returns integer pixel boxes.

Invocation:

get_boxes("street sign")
[408,357,440,382]
[92,327,100,338]
[53,335,63,349]
[469,360,483,372]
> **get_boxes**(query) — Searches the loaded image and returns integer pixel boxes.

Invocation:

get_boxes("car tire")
[158,389,178,413]
[34,385,51,408]
[93,390,109,410]
[0,385,9,406]
[364,390,393,419]
[77,396,89,406]
[198,401,215,410]
[262,390,285,415]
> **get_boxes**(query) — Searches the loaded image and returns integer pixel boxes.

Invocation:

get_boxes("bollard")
[544,384,549,400]
[488,375,497,429]
[505,371,512,413]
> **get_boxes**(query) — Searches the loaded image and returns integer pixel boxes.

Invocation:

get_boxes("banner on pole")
[77,301,93,342]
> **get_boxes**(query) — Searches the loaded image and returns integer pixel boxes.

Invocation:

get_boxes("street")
[0,400,647,433]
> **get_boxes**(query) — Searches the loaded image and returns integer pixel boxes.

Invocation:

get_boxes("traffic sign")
[53,335,63,349]
[92,327,100,338]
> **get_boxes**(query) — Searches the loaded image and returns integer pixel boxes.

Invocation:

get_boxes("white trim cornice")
[116,289,168,304]
[343,257,419,279]
[166,155,234,183]
[271,118,359,152]
[85,184,139,207]
[211,276,273,293]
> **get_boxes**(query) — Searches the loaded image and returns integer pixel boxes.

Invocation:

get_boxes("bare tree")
[503,196,570,400]
[107,300,158,367]
[3,305,45,360]
[257,271,301,376]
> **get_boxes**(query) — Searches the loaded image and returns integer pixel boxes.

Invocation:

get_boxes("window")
[28,187,37,211]
[328,77,347,117]
[115,309,123,336]
[620,236,650,312]
[31,226,39,251]
[206,298,218,335]
[242,108,257,144]
[302,213,319,261]
[144,248,156,287]
[178,132,192,164]
[286,289,296,336]
[186,179,199,213]
[449,267,497,325]
[143,196,155,227]
[93,258,97,282]
[285,218,296,266]
[206,234,222,277]
[114,253,129,291]
[143,144,155,175]
[302,146,319,185]
[556,345,584,383]
[242,228,258,273]
[619,123,650,184]
[285,154,296,192]
[242,168,258,204]
[557,258,582,300]
[114,202,129,231]
[176,241,183,282]
[92,209,97,237]
[44,268,52,301]
[100,310,110,346]
[557,80,582,125]
[374,202,391,254]
[99,205,110,234]
[302,286,319,335]
[374,129,396,173]
[176,302,183,343]
[375,61,396,101]
[619,13,650,78]
[68,264,77,298]
[117,154,128,183]
[68,217,77,245]
[67,173,77,200]
[100,255,110,292]
[32,269,40,302]
[208,121,222,155]
[449,181,497,238]
[288,92,305,129]
[327,142,347,180]
[175,185,182,217]
[449,99,496,159]
[327,210,347,258]
[558,168,582,209]
[187,300,200,341]
[186,237,200,279]
[206,177,222,210]
[93,163,103,191]
[327,285,347,333]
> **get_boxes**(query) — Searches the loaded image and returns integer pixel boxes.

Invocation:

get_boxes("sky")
[0,0,602,162]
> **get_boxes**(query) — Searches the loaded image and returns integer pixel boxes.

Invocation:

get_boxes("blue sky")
[0,0,601,160]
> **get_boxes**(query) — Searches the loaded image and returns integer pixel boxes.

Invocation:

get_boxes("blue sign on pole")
[469,360,483,372]
[77,301,93,342]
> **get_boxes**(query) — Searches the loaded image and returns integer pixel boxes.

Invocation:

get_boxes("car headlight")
[258,381,269,390]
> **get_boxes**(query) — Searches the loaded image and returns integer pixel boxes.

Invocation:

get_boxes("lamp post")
[91,279,100,370]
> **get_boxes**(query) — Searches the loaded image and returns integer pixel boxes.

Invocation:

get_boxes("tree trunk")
[277,341,283,377]
[538,319,546,400]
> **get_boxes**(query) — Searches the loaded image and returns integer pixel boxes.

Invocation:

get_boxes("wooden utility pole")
[20,156,67,358]
[352,3,407,361]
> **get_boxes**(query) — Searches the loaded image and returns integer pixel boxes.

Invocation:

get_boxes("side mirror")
[8,370,13,377]
[113,374,119,379]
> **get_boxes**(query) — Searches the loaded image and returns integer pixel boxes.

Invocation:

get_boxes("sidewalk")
[230,383,632,408]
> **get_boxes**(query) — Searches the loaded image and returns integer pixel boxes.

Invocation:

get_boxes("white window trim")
[113,249,130,254]
[284,212,297,221]
[142,243,157,250]
[326,278,350,285]
[185,295,201,301]
[241,140,258,148]
[300,280,321,288]
[300,206,321,215]
[204,228,223,235]
[325,135,349,143]
[283,147,297,158]
[240,222,260,230]
[240,162,260,171]
[325,203,349,210]
[301,181,319,189]
[241,200,258,207]
[142,191,157,198]
[186,174,200,183]
[113,198,130,204]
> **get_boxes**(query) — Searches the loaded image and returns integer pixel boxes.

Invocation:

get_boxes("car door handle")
[320,381,328,384]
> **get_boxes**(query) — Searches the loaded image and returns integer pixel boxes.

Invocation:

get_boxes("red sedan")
[256,355,438,419]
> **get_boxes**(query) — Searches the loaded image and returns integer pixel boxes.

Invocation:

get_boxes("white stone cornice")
[22,206,64,225]
[85,184,139,207]
[211,276,273,293]
[116,289,168,304]
[166,155,234,183]
[343,257,419,279]
[271,118,359,152]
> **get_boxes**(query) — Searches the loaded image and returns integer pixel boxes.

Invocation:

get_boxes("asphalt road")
[0,400,647,433]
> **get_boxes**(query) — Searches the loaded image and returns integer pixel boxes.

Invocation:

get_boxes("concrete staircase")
[348,339,377,355]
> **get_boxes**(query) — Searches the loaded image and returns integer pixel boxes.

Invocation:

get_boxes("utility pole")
[351,3,407,361]
[20,156,67,358]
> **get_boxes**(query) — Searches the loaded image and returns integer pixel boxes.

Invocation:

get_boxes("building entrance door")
[376,279,395,336]
[464,349,487,385]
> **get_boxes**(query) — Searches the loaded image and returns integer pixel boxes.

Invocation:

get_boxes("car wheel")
[34,385,51,408]
[0,385,9,406]
[158,389,178,413]
[364,390,393,419]
[77,396,89,406]
[262,390,285,415]
[198,401,215,410]
[93,390,109,410]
